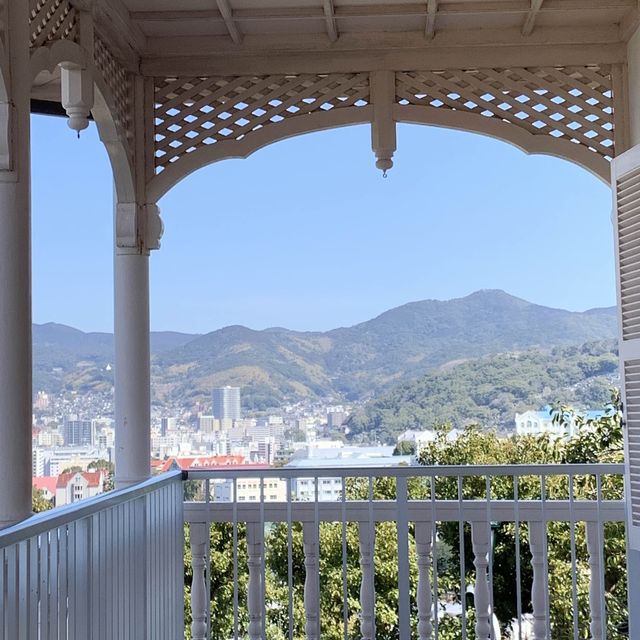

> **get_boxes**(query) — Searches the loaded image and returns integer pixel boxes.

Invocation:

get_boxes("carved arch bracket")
[116,202,163,254]
[148,64,616,199]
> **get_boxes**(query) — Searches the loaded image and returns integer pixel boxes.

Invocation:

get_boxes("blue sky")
[32,115,614,334]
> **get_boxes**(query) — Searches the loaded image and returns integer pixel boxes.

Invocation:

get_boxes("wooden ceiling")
[82,0,639,75]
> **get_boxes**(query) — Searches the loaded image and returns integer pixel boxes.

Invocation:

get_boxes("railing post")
[471,521,492,640]
[247,522,264,640]
[358,520,376,640]
[586,521,605,640]
[415,521,434,640]
[303,521,320,640]
[528,521,548,640]
[190,522,208,640]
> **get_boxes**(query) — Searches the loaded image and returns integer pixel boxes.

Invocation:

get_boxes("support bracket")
[370,70,397,175]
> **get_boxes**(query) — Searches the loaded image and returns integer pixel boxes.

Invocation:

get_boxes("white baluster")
[415,521,434,640]
[586,522,605,640]
[471,522,492,640]
[359,521,376,640]
[528,521,548,640]
[247,523,264,640]
[190,523,208,640]
[303,522,320,640]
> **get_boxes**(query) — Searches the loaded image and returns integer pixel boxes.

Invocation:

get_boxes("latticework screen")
[153,73,370,172]
[29,0,78,48]
[396,66,614,160]
[94,35,134,163]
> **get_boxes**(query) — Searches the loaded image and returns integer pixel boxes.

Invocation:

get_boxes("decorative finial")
[61,65,94,137]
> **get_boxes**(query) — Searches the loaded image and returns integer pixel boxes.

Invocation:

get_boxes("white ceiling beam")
[141,41,625,77]
[143,24,621,57]
[130,0,637,24]
[215,0,243,44]
[522,0,545,36]
[425,0,438,40]
[323,0,339,42]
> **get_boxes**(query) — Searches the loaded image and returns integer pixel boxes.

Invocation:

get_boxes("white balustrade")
[586,521,605,640]
[303,521,320,640]
[359,520,376,640]
[471,521,493,640]
[415,521,434,640]
[0,471,184,640]
[528,521,549,640]
[190,522,209,640]
[247,522,265,640]
[0,464,626,640]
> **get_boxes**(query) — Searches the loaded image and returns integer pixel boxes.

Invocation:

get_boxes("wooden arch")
[147,66,616,200]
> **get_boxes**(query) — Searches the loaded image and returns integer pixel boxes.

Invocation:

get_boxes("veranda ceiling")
[82,0,639,75]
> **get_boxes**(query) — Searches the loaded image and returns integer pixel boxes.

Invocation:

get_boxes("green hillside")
[345,340,619,443]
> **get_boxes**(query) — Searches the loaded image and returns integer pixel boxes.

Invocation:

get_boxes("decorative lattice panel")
[153,73,370,172]
[396,66,614,160]
[29,0,78,48]
[94,35,134,163]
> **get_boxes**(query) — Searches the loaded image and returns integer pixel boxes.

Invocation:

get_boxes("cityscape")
[31,381,607,508]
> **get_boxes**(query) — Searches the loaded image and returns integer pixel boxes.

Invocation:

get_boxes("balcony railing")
[0,464,627,640]
[0,470,184,639]
[184,464,627,640]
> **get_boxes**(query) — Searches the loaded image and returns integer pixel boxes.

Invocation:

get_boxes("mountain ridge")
[32,290,618,406]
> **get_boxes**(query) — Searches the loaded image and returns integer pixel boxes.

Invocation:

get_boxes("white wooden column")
[114,202,162,487]
[0,0,32,527]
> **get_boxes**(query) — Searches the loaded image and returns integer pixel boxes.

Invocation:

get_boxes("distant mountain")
[32,291,618,405]
[345,340,619,443]
[152,290,617,407]
[32,323,199,393]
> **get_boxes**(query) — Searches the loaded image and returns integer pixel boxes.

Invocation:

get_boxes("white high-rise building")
[212,386,241,421]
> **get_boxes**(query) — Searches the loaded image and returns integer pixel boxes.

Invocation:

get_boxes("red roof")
[32,476,57,495]
[159,455,259,472]
[56,470,105,489]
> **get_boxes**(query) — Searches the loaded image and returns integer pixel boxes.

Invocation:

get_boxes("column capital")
[116,202,163,254]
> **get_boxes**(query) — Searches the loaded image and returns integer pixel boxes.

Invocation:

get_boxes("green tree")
[393,440,416,456]
[185,393,627,640]
[32,487,53,513]
[88,459,115,491]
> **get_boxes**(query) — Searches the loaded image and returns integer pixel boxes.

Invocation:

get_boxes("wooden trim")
[147,107,373,201]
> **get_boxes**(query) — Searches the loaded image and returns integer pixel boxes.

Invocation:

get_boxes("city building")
[515,408,607,439]
[198,415,219,433]
[213,476,286,503]
[396,429,437,452]
[161,416,177,436]
[158,454,248,473]
[32,447,45,477]
[286,443,413,501]
[55,471,106,506]
[212,386,241,421]
[63,416,94,446]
